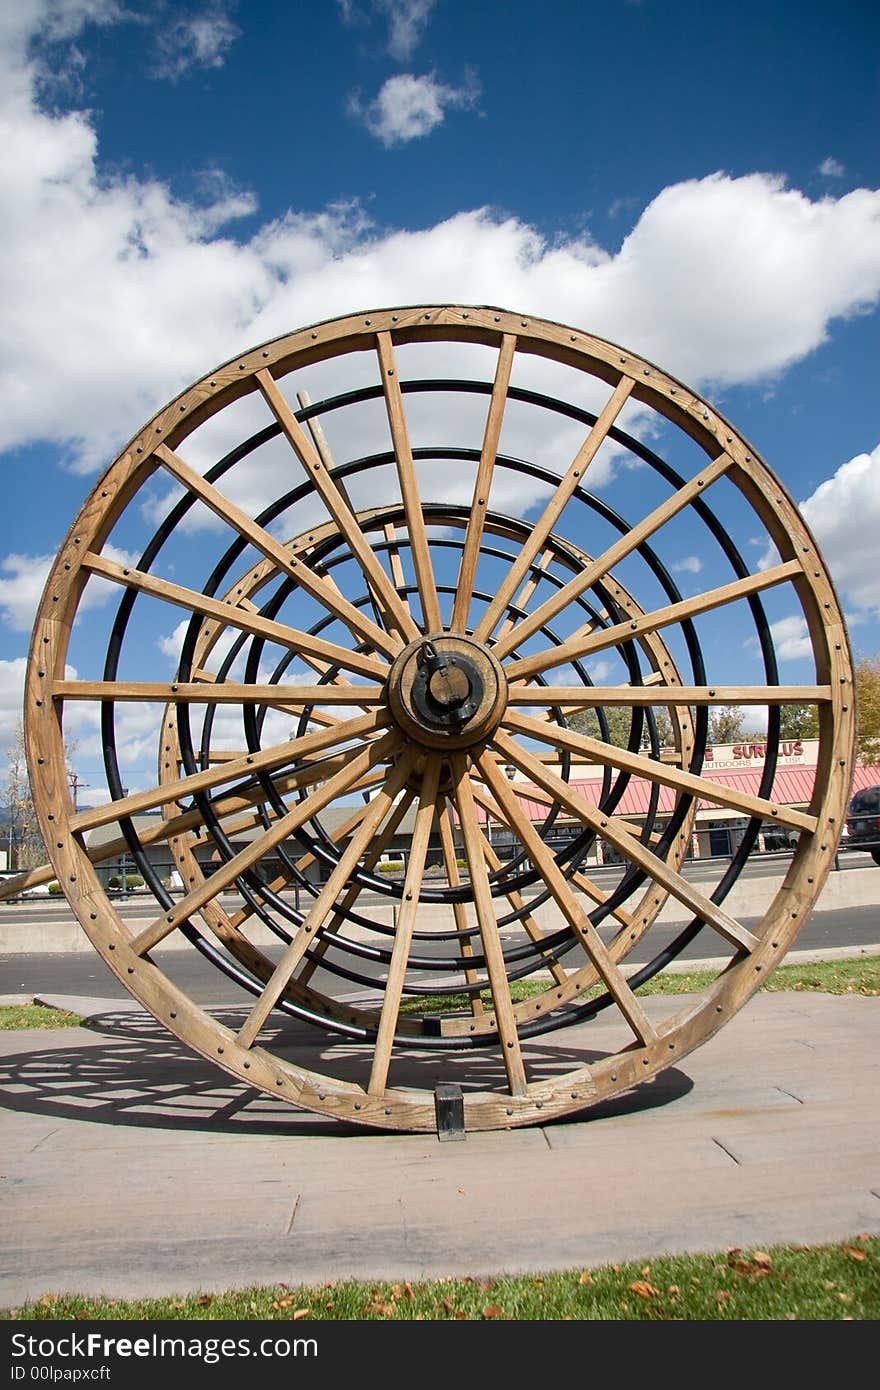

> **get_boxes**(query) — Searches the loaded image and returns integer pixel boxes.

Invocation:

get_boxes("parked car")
[844,785,880,864]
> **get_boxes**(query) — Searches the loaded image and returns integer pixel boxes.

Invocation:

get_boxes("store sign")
[704,739,817,770]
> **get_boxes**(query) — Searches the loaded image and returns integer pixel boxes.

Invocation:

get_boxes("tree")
[4,722,45,870]
[707,705,746,745]
[569,704,675,751]
[855,653,880,766]
[776,703,819,740]
[3,724,81,871]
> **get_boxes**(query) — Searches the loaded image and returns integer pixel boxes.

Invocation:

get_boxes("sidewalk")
[1,989,878,1308]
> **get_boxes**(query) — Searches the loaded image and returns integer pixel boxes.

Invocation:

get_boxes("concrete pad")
[0,991,878,1307]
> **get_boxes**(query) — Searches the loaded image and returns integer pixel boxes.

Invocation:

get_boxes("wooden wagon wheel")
[21,306,853,1132]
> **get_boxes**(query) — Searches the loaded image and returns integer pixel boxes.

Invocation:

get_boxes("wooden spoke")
[223,771,394,931]
[376,332,442,631]
[473,821,569,987]
[154,444,398,659]
[505,559,804,681]
[451,754,528,1096]
[474,375,635,643]
[503,708,818,833]
[492,450,735,659]
[368,758,443,1094]
[492,728,759,954]
[451,333,517,633]
[131,730,400,958]
[236,746,419,1050]
[53,680,386,708]
[70,756,385,901]
[296,389,349,502]
[71,708,390,833]
[507,683,832,709]
[435,796,485,1013]
[82,551,388,682]
[496,549,555,643]
[295,789,417,990]
[256,368,420,643]
[477,753,657,1045]
[383,521,407,594]
[468,776,639,936]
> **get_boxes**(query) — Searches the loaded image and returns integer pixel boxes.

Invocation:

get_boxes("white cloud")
[348,69,479,146]
[588,173,880,386]
[671,555,702,574]
[768,615,813,662]
[2,34,879,483]
[151,6,239,82]
[0,556,54,633]
[1,11,880,595]
[818,156,845,178]
[377,0,438,60]
[337,0,437,59]
[0,659,29,748]
[800,443,880,618]
[0,544,137,631]
[0,656,84,755]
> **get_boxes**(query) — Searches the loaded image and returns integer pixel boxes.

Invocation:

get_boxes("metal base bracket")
[434,1082,466,1141]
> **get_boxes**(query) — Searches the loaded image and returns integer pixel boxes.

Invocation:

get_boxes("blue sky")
[1,0,878,797]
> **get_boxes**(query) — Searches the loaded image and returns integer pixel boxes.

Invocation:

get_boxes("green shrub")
[377,860,404,875]
[47,881,63,895]
[107,874,144,890]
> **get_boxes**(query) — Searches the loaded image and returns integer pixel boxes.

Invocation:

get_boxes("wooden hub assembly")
[386,634,508,750]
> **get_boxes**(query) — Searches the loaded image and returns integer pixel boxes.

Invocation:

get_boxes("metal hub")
[386,633,507,750]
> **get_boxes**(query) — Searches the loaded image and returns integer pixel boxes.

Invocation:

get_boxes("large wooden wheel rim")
[23,306,854,1131]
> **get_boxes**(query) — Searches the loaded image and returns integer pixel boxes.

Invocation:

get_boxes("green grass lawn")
[6,1236,878,1320]
[0,1001,87,1030]
[2,957,877,1032]
[399,954,880,1014]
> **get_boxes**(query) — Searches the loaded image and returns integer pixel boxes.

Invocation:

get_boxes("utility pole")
[68,772,89,813]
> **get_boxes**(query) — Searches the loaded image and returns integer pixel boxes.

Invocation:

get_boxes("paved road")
[3,902,878,1008]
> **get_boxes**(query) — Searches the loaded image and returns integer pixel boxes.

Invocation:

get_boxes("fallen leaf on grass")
[714,1291,730,1304]
[629,1280,659,1299]
[752,1251,772,1267]
[730,1257,771,1278]
[482,1306,502,1319]
[846,1247,866,1261]
[578,1270,591,1285]
[292,1309,310,1320]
